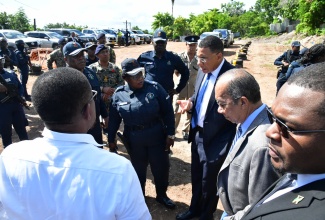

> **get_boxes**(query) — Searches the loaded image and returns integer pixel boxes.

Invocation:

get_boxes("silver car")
[0,29,39,52]
[24,31,64,49]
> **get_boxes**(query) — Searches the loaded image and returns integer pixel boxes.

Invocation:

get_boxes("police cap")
[96,33,105,40]
[153,30,167,42]
[62,42,86,57]
[291,41,301,47]
[85,42,97,50]
[184,35,199,44]
[95,44,108,55]
[15,40,25,45]
[121,58,144,76]
[58,38,67,45]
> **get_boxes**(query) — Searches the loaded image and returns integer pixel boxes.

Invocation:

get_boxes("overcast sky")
[1,0,256,31]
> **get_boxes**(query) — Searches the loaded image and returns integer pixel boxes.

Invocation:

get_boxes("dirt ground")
[1,32,324,220]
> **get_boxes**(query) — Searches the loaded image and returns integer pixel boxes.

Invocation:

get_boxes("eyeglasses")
[197,52,220,64]
[81,90,97,113]
[216,97,241,110]
[266,107,325,138]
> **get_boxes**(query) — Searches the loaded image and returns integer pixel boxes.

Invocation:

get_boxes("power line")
[13,0,38,10]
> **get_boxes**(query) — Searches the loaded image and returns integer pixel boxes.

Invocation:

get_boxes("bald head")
[216,68,261,104]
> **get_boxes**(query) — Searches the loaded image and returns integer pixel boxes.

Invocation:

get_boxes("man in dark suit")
[241,62,325,220]
[176,35,236,220]
[215,69,280,220]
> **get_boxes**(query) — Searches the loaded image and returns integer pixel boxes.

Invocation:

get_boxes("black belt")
[196,126,203,133]
[125,120,161,131]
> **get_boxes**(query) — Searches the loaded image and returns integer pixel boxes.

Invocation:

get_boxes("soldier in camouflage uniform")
[47,38,67,70]
[174,36,199,140]
[96,33,116,64]
[89,44,124,113]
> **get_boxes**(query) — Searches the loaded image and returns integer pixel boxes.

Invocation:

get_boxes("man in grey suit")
[176,35,236,220]
[215,69,280,220]
[241,62,325,219]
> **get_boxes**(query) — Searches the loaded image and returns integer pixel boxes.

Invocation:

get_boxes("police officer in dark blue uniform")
[274,41,302,92]
[0,55,28,147]
[107,58,176,209]
[85,42,98,66]
[137,30,189,102]
[0,37,18,70]
[15,40,32,101]
[63,42,108,145]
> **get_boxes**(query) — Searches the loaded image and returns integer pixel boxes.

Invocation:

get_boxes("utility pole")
[123,20,128,30]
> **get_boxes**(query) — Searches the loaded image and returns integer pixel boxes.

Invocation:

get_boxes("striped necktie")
[191,73,212,127]
[229,125,242,152]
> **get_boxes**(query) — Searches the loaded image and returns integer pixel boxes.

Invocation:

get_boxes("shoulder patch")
[145,80,157,85]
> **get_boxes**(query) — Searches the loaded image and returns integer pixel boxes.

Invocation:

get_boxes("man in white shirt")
[0,67,151,220]
[215,69,280,220]
[241,62,325,219]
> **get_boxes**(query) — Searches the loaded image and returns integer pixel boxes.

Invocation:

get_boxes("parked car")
[132,30,152,44]
[0,29,39,52]
[82,29,116,47]
[48,28,96,47]
[213,29,230,47]
[199,31,225,46]
[228,30,235,45]
[103,29,117,38]
[120,30,140,45]
[129,30,144,45]
[24,31,63,49]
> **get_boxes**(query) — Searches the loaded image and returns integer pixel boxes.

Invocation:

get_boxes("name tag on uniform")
[5,78,11,82]
[146,62,153,65]
[118,102,130,106]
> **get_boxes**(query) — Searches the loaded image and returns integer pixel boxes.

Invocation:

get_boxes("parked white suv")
[0,29,40,52]
[24,31,64,49]
[82,29,116,47]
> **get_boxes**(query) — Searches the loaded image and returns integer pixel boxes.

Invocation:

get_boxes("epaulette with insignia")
[145,80,157,85]
[115,85,125,92]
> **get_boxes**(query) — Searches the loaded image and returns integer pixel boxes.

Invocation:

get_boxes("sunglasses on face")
[266,107,325,138]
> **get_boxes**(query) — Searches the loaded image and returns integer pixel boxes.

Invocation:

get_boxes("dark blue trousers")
[189,131,221,219]
[0,102,28,147]
[125,123,169,197]
[19,69,29,97]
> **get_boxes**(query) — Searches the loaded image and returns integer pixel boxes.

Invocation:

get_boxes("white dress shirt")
[197,59,225,127]
[0,128,151,220]
[264,173,325,203]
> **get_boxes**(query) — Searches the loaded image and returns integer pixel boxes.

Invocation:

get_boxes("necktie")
[191,73,212,127]
[229,125,242,153]
[254,173,297,208]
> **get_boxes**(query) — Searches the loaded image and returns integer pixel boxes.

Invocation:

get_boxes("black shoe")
[176,210,199,220]
[25,95,31,101]
[156,196,176,209]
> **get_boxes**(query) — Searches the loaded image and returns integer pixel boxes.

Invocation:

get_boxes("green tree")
[221,0,246,16]
[44,22,87,31]
[278,0,300,20]
[0,12,11,29]
[152,12,174,31]
[4,8,32,32]
[173,16,189,39]
[296,0,325,35]
[132,25,141,30]
[254,0,280,23]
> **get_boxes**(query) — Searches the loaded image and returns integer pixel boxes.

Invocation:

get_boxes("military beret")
[58,38,67,45]
[95,44,108,55]
[96,33,105,40]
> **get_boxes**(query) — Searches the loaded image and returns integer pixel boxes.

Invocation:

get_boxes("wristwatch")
[167,135,175,140]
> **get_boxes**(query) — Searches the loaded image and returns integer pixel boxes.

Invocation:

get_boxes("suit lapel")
[245,178,325,219]
[206,60,233,114]
[219,107,268,172]
[193,70,205,103]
